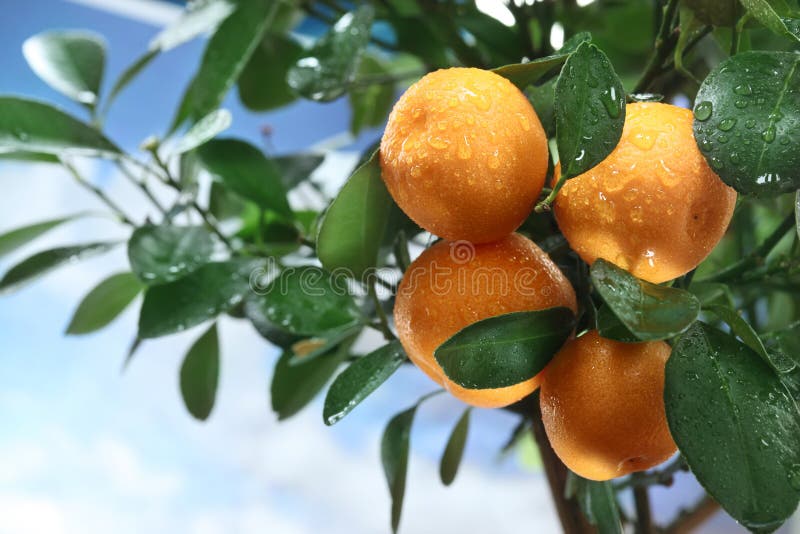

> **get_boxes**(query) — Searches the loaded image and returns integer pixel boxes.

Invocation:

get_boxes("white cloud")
[0,494,67,534]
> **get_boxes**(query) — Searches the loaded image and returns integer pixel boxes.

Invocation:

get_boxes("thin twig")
[633,0,681,94]
[662,496,719,534]
[633,478,654,534]
[61,160,135,226]
[369,283,395,341]
[614,455,687,491]
[705,213,796,283]
[116,160,168,216]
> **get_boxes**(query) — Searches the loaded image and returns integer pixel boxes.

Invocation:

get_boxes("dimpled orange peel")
[394,233,576,408]
[540,330,677,481]
[380,68,549,244]
[554,102,737,283]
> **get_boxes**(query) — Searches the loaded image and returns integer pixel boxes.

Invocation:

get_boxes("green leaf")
[434,308,575,390]
[0,97,120,157]
[705,304,795,374]
[740,0,800,41]
[595,305,639,343]
[104,50,159,113]
[323,340,406,425]
[555,42,626,179]
[381,406,415,534]
[316,152,392,277]
[66,272,143,335]
[22,30,106,108]
[274,153,325,190]
[689,281,735,307]
[238,33,303,111]
[572,475,623,534]
[664,323,800,532]
[180,323,219,420]
[591,259,700,341]
[171,0,275,130]
[196,138,292,218]
[288,324,362,366]
[693,51,800,196]
[0,151,60,163]
[764,321,800,365]
[247,266,362,337]
[0,242,116,294]
[138,259,258,338]
[349,55,395,135]
[127,224,215,285]
[493,32,592,90]
[0,214,85,259]
[150,0,236,52]
[439,408,470,486]
[682,0,739,26]
[287,6,374,102]
[796,190,800,241]
[271,343,349,420]
[169,108,231,155]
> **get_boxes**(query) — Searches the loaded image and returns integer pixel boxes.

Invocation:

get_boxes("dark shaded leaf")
[197,138,292,218]
[287,6,374,102]
[434,308,575,389]
[180,323,219,420]
[572,475,623,534]
[591,259,700,341]
[349,55,395,135]
[493,32,592,89]
[555,42,626,179]
[274,153,325,190]
[22,30,106,107]
[740,0,800,41]
[323,340,406,425]
[138,259,258,338]
[0,242,116,294]
[595,304,639,343]
[127,224,215,285]
[440,408,470,486]
[664,323,800,531]
[693,51,800,196]
[66,272,142,335]
[271,343,349,420]
[238,32,303,111]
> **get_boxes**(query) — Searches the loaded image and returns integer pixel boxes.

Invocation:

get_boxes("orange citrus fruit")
[394,233,576,408]
[554,102,737,283]
[540,330,677,481]
[380,67,549,244]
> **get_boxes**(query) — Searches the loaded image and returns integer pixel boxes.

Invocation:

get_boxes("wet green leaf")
[287,6,374,102]
[664,323,800,532]
[693,51,800,196]
[245,266,362,337]
[740,0,800,41]
[493,32,592,89]
[171,0,274,129]
[316,152,393,277]
[0,97,120,157]
[323,340,406,425]
[349,55,395,135]
[595,304,639,343]
[591,259,700,341]
[555,42,626,179]
[138,259,258,338]
[434,308,575,389]
[127,224,215,285]
[180,322,219,420]
[0,242,117,294]
[440,408,470,486]
[22,30,106,107]
[66,272,143,335]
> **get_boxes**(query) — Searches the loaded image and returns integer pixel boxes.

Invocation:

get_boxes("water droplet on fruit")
[694,101,713,121]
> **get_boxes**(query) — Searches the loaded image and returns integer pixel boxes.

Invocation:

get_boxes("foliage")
[2,0,800,532]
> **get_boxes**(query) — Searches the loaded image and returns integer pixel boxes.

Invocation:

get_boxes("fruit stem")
[632,477,654,534]
[534,176,567,213]
[662,496,719,534]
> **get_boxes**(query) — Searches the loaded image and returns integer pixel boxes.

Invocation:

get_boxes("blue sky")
[0,1,769,533]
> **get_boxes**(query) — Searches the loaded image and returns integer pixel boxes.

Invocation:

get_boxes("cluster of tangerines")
[378,68,737,481]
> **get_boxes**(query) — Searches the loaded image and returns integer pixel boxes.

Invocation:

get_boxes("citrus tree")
[2,0,800,532]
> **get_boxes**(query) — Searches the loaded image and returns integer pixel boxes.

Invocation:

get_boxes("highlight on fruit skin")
[393,233,577,408]
[380,67,549,244]
[540,330,677,481]
[554,101,737,284]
